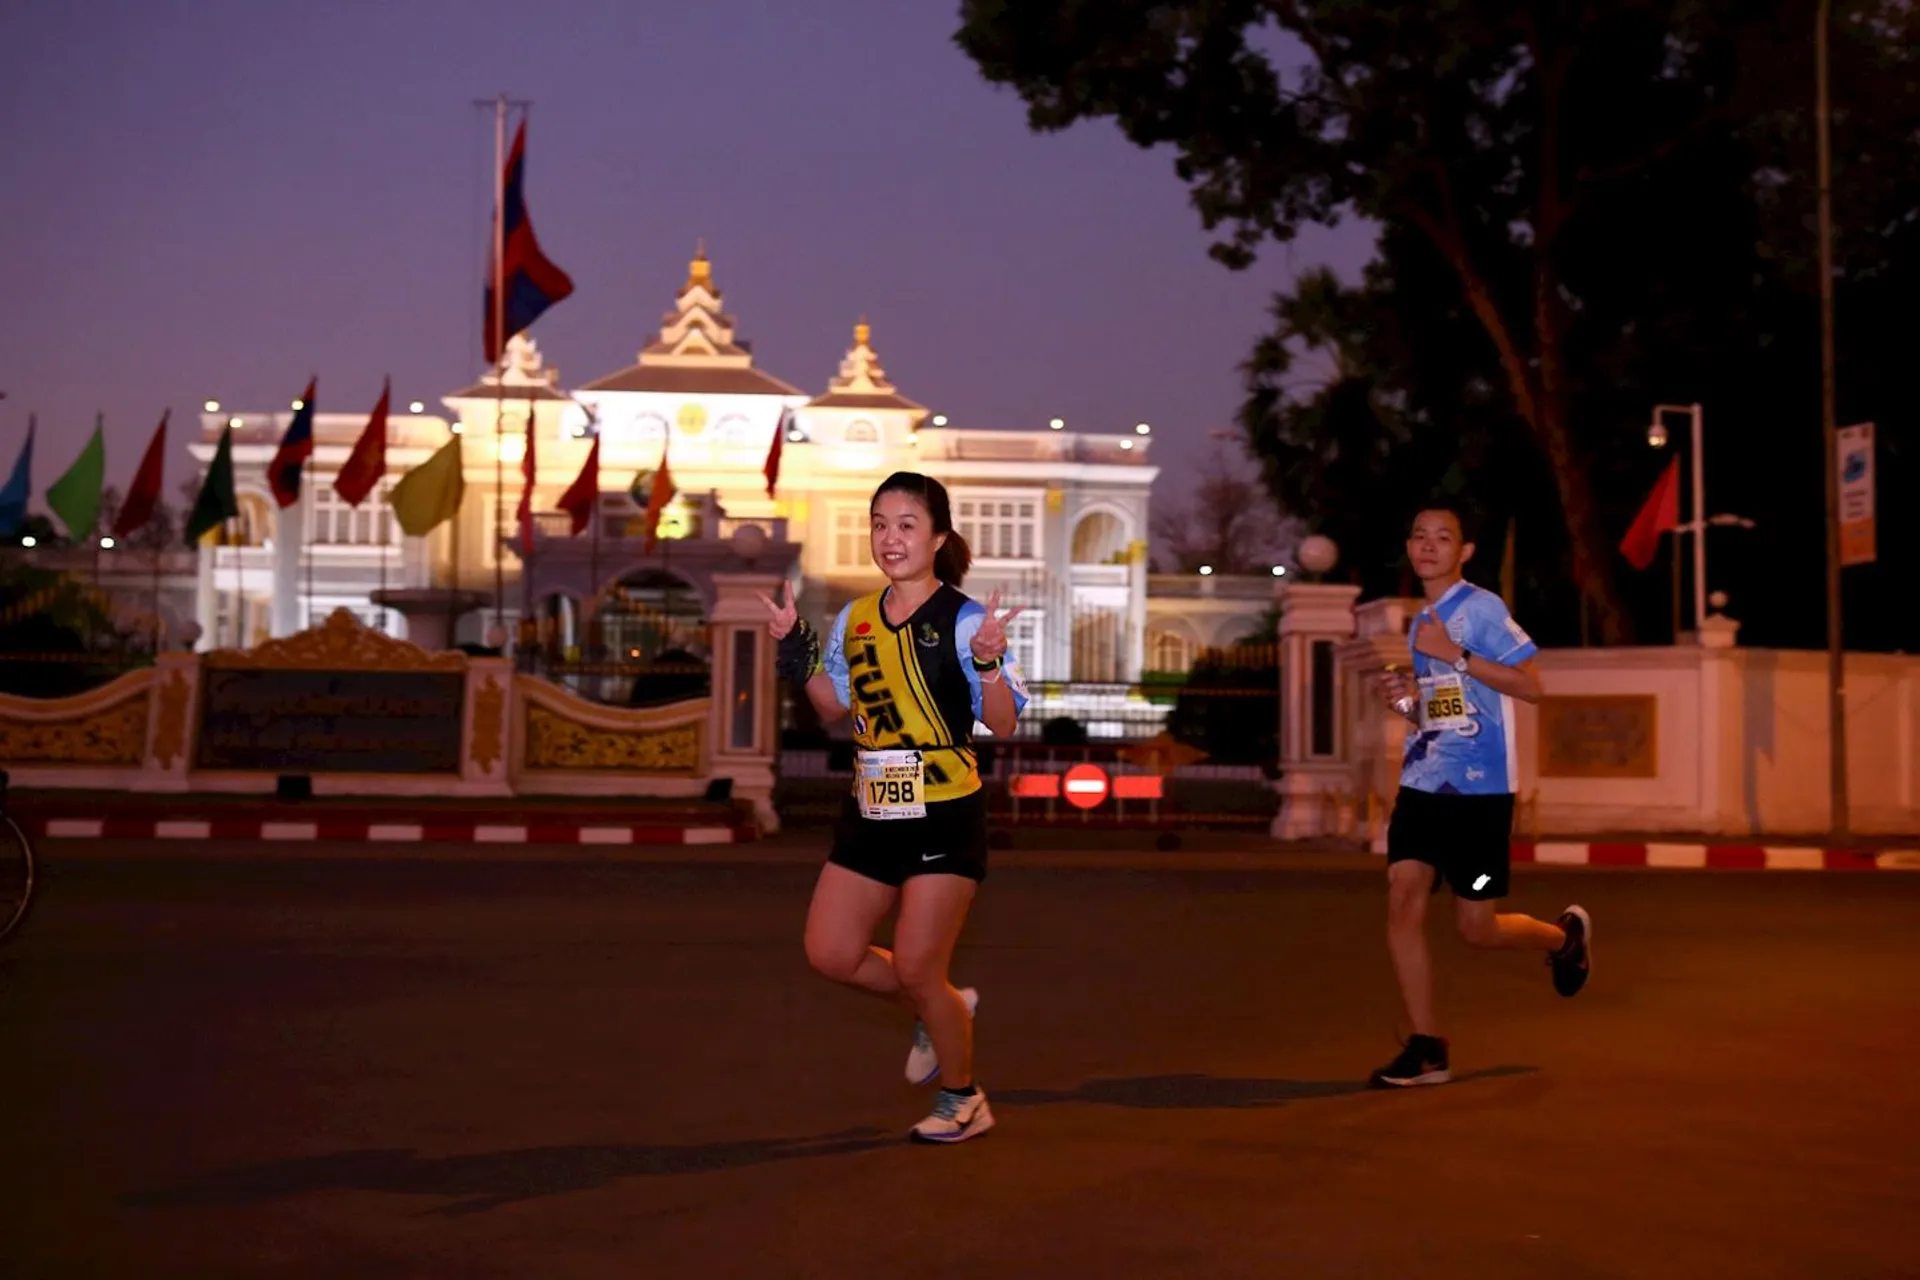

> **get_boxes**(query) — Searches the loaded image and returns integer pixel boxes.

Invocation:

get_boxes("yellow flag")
[388,435,466,537]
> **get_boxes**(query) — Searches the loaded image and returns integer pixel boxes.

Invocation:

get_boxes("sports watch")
[1452,648,1473,673]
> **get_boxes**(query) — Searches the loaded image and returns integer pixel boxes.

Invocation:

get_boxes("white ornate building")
[182,246,1274,684]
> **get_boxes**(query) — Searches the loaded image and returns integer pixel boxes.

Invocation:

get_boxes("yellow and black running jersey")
[822,584,1030,803]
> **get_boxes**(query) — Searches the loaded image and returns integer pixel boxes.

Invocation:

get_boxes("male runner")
[1370,502,1592,1088]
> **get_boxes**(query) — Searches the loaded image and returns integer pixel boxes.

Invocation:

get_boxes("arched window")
[845,419,879,444]
[1148,627,1196,674]
[1071,509,1129,564]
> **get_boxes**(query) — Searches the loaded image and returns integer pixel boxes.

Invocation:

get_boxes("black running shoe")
[1550,905,1592,997]
[1369,1034,1451,1088]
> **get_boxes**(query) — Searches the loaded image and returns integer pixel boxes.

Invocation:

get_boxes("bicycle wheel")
[0,812,35,946]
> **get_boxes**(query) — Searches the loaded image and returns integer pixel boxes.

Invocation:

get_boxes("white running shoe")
[905,986,979,1085]
[910,1088,995,1144]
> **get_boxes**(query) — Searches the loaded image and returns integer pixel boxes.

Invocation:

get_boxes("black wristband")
[969,654,1002,673]
[776,619,822,683]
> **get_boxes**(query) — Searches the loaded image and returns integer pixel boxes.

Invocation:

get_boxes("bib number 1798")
[866,778,915,806]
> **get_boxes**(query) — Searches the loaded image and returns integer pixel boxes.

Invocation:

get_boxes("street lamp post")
[1815,0,1849,841]
[1651,402,1707,633]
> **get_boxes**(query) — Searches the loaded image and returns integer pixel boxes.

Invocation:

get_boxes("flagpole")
[378,496,389,632]
[151,538,162,652]
[303,486,314,631]
[588,478,600,659]
[223,517,235,647]
[521,404,534,664]
[493,92,508,644]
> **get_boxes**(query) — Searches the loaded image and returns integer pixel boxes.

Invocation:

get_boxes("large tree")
[956,0,1845,641]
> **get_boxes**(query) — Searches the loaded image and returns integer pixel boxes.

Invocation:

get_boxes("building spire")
[636,240,752,368]
[830,317,893,394]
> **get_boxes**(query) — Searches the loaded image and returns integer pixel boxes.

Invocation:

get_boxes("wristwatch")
[1452,648,1473,673]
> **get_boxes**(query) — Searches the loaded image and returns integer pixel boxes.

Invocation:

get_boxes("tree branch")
[1573,97,1737,189]
[1396,162,1542,432]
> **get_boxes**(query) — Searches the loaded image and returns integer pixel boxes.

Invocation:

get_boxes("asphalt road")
[3,846,1917,1279]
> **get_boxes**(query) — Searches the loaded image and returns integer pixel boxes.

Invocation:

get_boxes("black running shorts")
[1385,785,1515,901]
[829,789,989,887]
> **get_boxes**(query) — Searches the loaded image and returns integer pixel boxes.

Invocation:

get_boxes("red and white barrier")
[27,816,746,846]
[1511,841,1918,871]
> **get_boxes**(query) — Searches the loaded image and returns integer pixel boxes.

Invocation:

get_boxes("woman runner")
[759,471,1029,1144]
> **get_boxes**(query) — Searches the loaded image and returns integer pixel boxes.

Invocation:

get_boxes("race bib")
[856,749,927,820]
[1419,673,1472,732]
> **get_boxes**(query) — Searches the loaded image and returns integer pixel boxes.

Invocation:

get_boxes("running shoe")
[905,986,979,1084]
[910,1087,995,1144]
[1550,905,1592,997]
[1368,1034,1451,1088]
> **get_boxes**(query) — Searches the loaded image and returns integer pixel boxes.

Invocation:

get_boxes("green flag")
[186,425,239,546]
[46,415,106,540]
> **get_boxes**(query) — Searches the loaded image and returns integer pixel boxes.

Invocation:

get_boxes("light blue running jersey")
[1399,580,1538,796]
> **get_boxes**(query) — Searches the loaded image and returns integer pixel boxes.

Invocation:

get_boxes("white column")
[194,539,216,651]
[272,499,303,636]
[710,571,785,835]
[1270,581,1362,840]
[1124,538,1149,682]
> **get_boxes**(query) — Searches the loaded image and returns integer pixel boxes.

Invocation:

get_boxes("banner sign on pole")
[1838,422,1876,566]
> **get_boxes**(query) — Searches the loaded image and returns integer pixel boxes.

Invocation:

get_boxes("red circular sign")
[1061,763,1111,810]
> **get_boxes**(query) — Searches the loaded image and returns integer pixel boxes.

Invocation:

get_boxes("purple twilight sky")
[0,0,1375,510]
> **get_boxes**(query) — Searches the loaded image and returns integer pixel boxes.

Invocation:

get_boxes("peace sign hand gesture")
[755,580,798,640]
[970,590,1024,664]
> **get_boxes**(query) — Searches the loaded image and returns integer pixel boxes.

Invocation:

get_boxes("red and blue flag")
[484,120,574,365]
[268,377,316,509]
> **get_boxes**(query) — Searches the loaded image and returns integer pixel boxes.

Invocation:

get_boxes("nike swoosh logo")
[922,853,945,861]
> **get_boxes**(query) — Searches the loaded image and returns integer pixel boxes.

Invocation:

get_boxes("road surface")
[3,845,1915,1278]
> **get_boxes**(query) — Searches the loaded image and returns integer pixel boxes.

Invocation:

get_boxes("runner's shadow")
[121,1126,894,1216]
[994,1065,1535,1110]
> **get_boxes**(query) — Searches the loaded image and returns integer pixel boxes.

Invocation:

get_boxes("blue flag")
[0,417,33,537]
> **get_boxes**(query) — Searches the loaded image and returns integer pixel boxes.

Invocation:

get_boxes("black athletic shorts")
[1385,786,1515,901]
[829,789,989,887]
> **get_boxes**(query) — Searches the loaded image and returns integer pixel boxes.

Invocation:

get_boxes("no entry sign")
[1061,763,1111,810]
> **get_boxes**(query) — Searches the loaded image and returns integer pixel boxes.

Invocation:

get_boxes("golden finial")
[689,238,711,287]
[854,316,871,346]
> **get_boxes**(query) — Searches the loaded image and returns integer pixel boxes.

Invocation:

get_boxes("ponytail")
[934,528,972,589]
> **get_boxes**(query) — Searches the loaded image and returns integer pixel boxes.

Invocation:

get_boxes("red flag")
[643,437,677,551]
[557,435,600,536]
[1619,456,1680,570]
[764,406,790,497]
[112,411,168,538]
[335,378,390,507]
[517,415,538,554]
